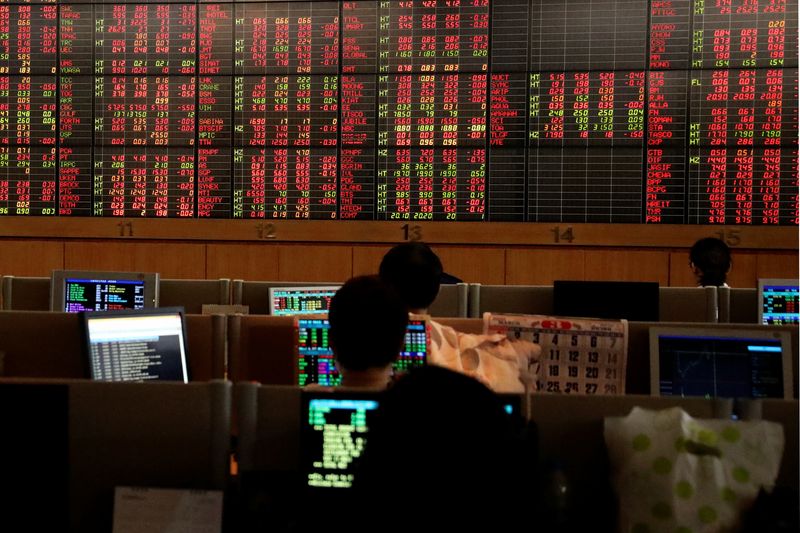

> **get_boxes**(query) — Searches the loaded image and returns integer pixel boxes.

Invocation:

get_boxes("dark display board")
[0,0,795,224]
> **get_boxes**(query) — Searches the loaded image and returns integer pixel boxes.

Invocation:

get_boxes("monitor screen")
[649,327,793,399]
[269,286,340,316]
[758,279,800,325]
[296,317,429,387]
[554,280,660,321]
[51,270,159,312]
[301,392,381,490]
[83,308,189,383]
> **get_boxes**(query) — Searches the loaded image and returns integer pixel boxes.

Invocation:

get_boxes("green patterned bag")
[604,407,784,533]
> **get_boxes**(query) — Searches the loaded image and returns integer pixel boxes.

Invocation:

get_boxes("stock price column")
[233,2,339,219]
[377,0,489,221]
[528,0,647,222]
[487,0,528,221]
[687,0,798,224]
[92,4,197,217]
[340,1,377,219]
[0,3,57,216]
[197,2,233,217]
[646,0,690,223]
[59,2,93,216]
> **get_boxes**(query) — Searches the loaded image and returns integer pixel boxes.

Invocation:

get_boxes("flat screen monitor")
[82,307,189,383]
[758,278,799,325]
[296,316,429,387]
[301,391,382,490]
[554,280,660,321]
[51,270,159,312]
[649,327,793,399]
[268,286,340,316]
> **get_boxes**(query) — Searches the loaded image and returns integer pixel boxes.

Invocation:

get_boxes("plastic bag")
[604,407,784,533]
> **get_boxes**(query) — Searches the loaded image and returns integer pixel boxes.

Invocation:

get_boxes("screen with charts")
[650,328,792,399]
[83,309,189,383]
[0,0,794,224]
[297,317,428,386]
[302,393,381,489]
[269,286,340,316]
[759,279,800,325]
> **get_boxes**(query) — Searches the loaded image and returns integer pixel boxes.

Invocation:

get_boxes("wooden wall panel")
[756,251,799,280]
[584,250,670,284]
[206,243,280,281]
[64,242,206,279]
[726,252,758,288]
[432,246,505,284]
[505,248,584,285]
[352,246,391,277]
[277,244,352,281]
[668,251,696,286]
[0,240,63,276]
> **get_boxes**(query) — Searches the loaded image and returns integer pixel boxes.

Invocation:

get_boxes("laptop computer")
[649,326,792,399]
[82,307,189,383]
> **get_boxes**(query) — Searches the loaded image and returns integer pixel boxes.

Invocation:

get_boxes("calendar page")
[484,313,628,395]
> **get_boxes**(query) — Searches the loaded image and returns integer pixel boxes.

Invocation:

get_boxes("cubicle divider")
[231,280,468,317]
[718,286,758,324]
[0,379,231,533]
[1,275,233,313]
[469,283,719,322]
[0,311,227,381]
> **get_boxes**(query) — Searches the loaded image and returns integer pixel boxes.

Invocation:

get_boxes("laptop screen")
[296,317,429,387]
[758,279,799,325]
[554,280,660,321]
[51,270,159,312]
[649,327,792,399]
[269,286,340,316]
[83,308,189,383]
[301,392,381,489]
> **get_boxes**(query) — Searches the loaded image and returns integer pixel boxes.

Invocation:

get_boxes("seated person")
[379,242,539,392]
[326,275,409,389]
[690,237,732,287]
[352,366,530,532]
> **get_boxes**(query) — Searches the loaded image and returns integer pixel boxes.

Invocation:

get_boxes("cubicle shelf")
[0,217,795,250]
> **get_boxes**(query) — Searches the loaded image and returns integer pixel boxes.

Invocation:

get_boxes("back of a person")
[352,366,529,532]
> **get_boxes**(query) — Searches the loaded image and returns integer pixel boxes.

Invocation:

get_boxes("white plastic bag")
[604,407,784,533]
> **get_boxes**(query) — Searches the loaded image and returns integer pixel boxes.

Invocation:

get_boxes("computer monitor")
[82,308,189,383]
[758,278,799,325]
[51,270,159,312]
[296,316,429,387]
[268,286,340,316]
[554,280,660,321]
[649,327,793,399]
[301,391,382,490]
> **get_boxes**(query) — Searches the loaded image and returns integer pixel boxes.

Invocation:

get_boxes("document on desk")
[484,313,628,395]
[112,486,223,533]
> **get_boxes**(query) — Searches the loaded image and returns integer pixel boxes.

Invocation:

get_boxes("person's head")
[378,242,443,312]
[353,366,526,530]
[328,275,408,385]
[689,237,732,287]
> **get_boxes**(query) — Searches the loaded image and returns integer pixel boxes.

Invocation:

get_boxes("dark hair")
[378,242,443,310]
[353,366,527,531]
[690,237,732,287]
[328,276,408,371]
